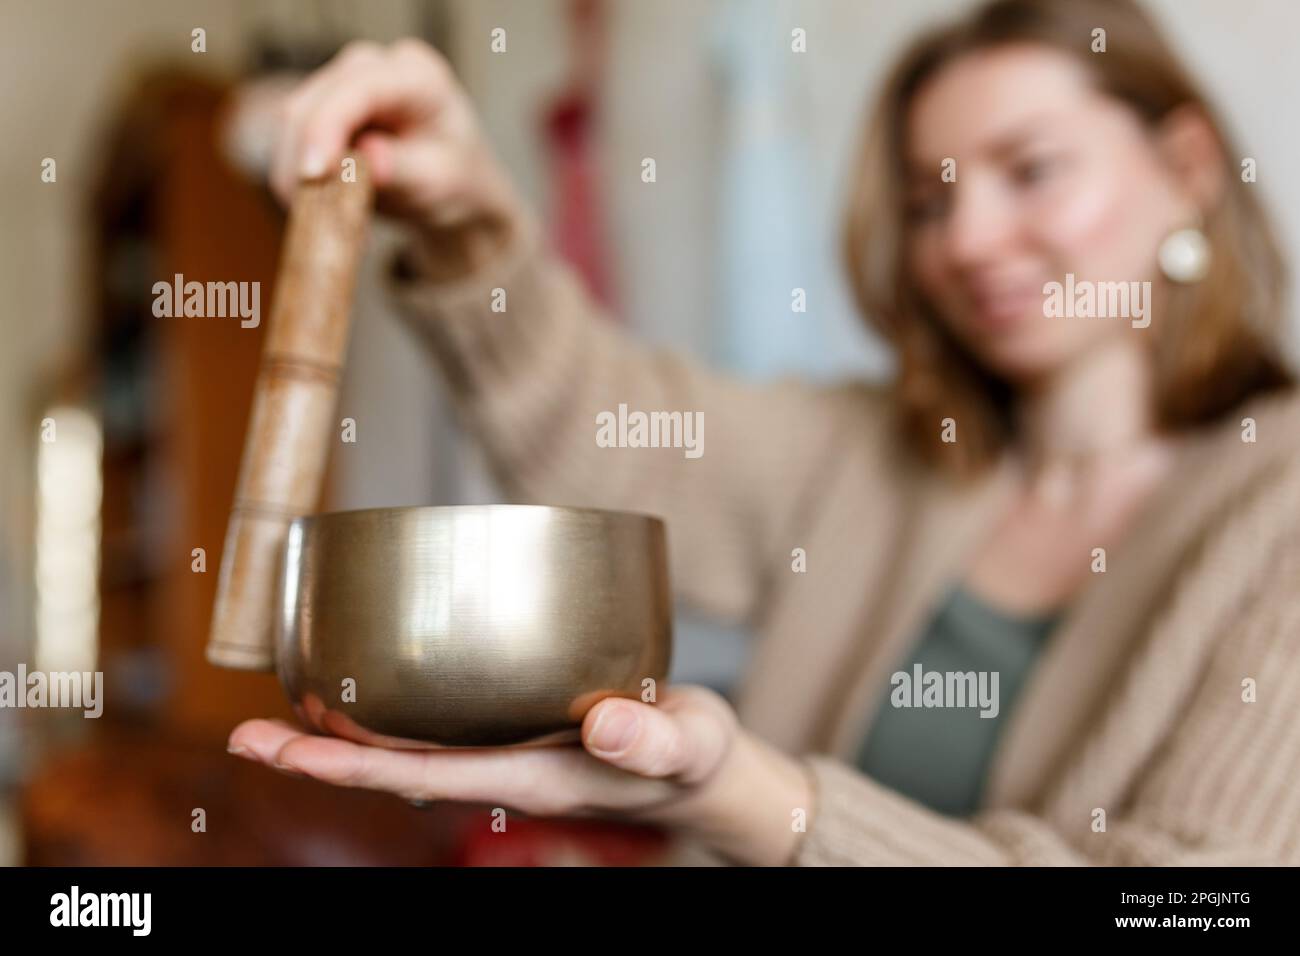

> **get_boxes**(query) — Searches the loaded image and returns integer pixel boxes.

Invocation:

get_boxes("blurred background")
[0,0,1296,866]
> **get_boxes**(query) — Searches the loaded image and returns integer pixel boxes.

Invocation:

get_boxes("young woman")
[230,0,1300,865]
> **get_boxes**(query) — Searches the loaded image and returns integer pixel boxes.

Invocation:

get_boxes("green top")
[855,587,1060,817]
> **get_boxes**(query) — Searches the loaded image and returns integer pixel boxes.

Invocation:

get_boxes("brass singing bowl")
[274,504,672,748]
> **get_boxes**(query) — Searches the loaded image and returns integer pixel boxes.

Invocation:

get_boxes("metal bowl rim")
[290,502,667,531]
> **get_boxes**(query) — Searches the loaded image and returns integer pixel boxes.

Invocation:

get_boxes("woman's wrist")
[406,212,518,283]
[679,729,813,866]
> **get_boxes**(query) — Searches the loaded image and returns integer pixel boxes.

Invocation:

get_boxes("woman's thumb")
[581,687,734,784]
[356,130,482,227]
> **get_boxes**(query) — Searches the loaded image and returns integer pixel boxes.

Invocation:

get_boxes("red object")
[539,0,617,313]
[451,813,669,867]
[542,89,617,312]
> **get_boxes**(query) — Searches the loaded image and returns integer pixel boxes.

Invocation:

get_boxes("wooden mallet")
[207,160,374,671]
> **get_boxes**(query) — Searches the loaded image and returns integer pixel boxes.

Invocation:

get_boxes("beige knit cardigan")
[389,208,1300,866]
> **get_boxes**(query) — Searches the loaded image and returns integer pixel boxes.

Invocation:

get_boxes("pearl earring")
[1158,225,1211,283]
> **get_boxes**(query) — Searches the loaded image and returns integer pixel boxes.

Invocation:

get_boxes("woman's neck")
[1015,341,1159,476]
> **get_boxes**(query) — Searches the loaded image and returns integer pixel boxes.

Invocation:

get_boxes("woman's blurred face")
[905,44,1188,383]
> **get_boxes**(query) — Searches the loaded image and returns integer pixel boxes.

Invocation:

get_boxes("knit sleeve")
[789,474,1300,866]
[386,209,888,626]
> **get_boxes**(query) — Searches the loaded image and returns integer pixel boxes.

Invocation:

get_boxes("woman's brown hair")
[842,0,1293,477]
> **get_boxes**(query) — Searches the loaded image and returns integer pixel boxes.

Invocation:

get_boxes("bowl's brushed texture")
[274,504,672,747]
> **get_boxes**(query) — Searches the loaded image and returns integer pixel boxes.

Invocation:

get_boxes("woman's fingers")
[270,48,366,202]
[296,61,438,175]
[230,718,578,808]
[275,734,440,800]
[270,40,451,204]
[272,733,609,813]
[353,130,398,187]
[357,132,469,223]
[227,718,304,764]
